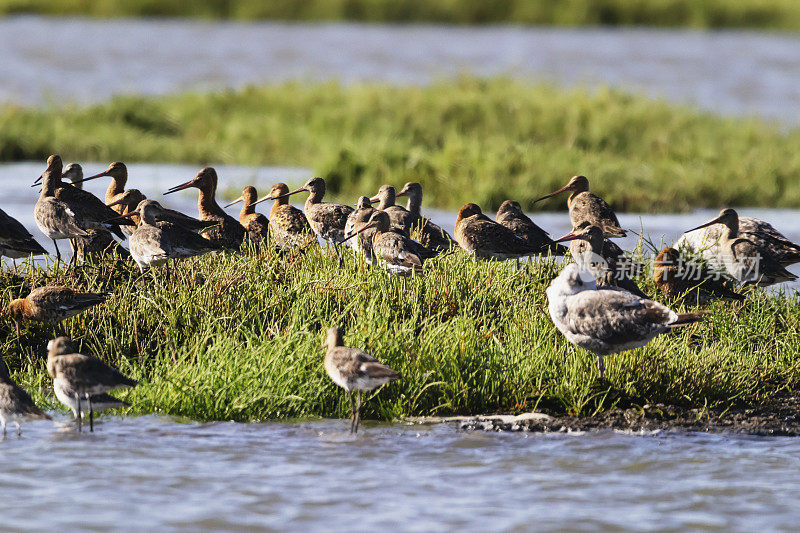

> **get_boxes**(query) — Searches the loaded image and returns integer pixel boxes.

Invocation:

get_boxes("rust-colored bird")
[47,336,138,432]
[555,224,647,298]
[224,185,269,243]
[682,208,796,287]
[535,175,626,238]
[323,327,400,433]
[251,183,316,250]
[72,161,130,213]
[495,200,567,255]
[653,247,745,305]
[107,189,216,233]
[395,182,457,252]
[4,286,109,339]
[454,203,546,259]
[0,354,51,436]
[350,210,436,274]
[164,167,247,251]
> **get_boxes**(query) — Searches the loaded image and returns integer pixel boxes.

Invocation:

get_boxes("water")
[2,16,800,121]
[1,415,798,531]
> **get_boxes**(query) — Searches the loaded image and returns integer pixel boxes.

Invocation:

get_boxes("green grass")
[3,78,800,213]
[3,0,800,30]
[3,245,799,423]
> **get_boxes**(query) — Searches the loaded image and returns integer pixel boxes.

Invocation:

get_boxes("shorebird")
[47,336,138,432]
[343,196,376,254]
[495,200,566,255]
[350,210,436,274]
[62,164,130,262]
[678,212,800,268]
[4,286,109,339]
[107,189,217,233]
[266,177,354,250]
[251,183,316,250]
[370,185,414,233]
[555,223,647,298]
[455,203,547,259]
[535,175,627,238]
[115,200,218,273]
[72,161,130,210]
[0,207,48,261]
[546,263,704,378]
[224,186,269,243]
[164,167,246,251]
[323,327,400,433]
[653,247,745,305]
[395,182,457,252]
[682,209,797,286]
[34,155,133,241]
[0,354,51,436]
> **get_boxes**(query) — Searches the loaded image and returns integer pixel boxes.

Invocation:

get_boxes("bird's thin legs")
[87,394,94,432]
[75,395,82,433]
[353,391,363,434]
[597,356,606,379]
[348,391,356,433]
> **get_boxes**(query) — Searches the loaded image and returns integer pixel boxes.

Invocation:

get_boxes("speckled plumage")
[6,286,108,327]
[370,185,414,233]
[454,203,543,259]
[395,182,456,252]
[227,186,269,243]
[353,211,435,274]
[495,200,566,255]
[653,247,744,305]
[536,175,626,238]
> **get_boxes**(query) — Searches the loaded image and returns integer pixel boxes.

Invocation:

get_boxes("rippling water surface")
[2,415,800,531]
[2,16,800,120]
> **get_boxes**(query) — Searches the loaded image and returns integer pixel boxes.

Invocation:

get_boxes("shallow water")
[2,16,800,120]
[3,415,800,531]
[4,161,798,290]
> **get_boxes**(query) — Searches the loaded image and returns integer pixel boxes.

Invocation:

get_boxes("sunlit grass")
[2,244,798,423]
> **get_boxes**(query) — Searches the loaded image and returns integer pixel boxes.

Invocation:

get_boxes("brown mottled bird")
[370,185,414,233]
[47,336,138,432]
[323,327,400,433]
[164,167,247,251]
[351,210,436,274]
[343,196,376,255]
[0,354,52,436]
[5,286,109,339]
[535,175,626,238]
[252,183,316,250]
[267,177,354,248]
[555,223,647,298]
[0,206,48,260]
[395,182,457,252]
[454,203,545,260]
[495,200,566,255]
[654,247,745,305]
[224,185,269,243]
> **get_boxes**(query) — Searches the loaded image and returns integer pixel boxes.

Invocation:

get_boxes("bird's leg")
[354,391,363,434]
[87,394,94,432]
[15,422,21,437]
[597,356,606,379]
[348,390,356,433]
[75,395,82,433]
[53,240,61,264]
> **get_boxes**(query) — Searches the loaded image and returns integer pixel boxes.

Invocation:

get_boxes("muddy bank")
[408,395,800,436]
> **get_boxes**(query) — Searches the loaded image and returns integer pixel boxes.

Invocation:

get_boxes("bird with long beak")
[62,164,130,263]
[343,196,376,255]
[653,247,745,305]
[107,189,217,233]
[110,200,218,273]
[546,263,705,378]
[323,327,400,433]
[682,208,796,286]
[47,336,138,432]
[0,354,52,437]
[249,183,316,250]
[349,210,435,274]
[369,185,414,234]
[554,223,647,298]
[261,177,353,254]
[69,161,131,215]
[4,286,109,341]
[163,167,246,251]
[535,175,626,238]
[495,200,567,255]
[677,212,800,269]
[224,186,269,243]
[0,207,48,262]
[454,203,547,260]
[395,182,457,252]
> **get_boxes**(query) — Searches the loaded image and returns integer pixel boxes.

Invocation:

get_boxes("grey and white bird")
[323,327,400,433]
[546,264,704,378]
[0,354,51,436]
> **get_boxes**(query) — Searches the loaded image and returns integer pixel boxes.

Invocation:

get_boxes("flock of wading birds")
[1,154,800,434]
